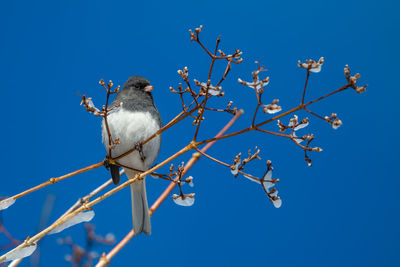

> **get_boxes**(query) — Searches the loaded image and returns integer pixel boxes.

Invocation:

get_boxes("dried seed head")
[355,85,367,93]
[344,65,351,78]
[108,80,113,88]
[332,118,343,129]
[263,99,282,114]
[195,25,203,34]
[312,147,323,152]
[298,57,324,73]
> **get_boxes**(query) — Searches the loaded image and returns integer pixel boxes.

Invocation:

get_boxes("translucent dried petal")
[200,82,222,96]
[309,65,321,73]
[263,170,272,181]
[87,99,100,114]
[108,102,123,115]
[172,194,195,207]
[87,99,96,109]
[262,181,274,191]
[49,210,95,235]
[230,161,240,176]
[0,198,15,210]
[244,174,261,184]
[272,198,282,208]
[208,88,221,96]
[293,133,304,143]
[0,243,37,263]
[256,80,269,90]
[294,121,309,131]
[270,189,278,197]
[188,181,194,188]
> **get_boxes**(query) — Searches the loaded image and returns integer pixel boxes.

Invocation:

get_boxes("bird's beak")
[144,85,154,92]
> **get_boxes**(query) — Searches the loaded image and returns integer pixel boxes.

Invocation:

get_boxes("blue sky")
[1,0,399,266]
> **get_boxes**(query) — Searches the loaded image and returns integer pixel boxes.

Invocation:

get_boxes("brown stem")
[301,71,310,104]
[192,38,220,142]
[303,107,329,122]
[194,147,231,167]
[216,60,232,87]
[252,103,261,127]
[303,84,350,107]
[9,162,103,201]
[255,128,291,138]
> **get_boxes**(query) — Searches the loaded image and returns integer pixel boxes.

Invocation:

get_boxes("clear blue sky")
[1,0,399,266]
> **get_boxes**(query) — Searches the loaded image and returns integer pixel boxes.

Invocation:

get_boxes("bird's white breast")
[101,108,161,174]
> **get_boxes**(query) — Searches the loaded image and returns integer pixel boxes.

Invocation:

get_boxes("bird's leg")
[103,156,111,169]
[135,143,146,162]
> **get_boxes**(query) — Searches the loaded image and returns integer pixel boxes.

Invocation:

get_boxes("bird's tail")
[130,178,151,235]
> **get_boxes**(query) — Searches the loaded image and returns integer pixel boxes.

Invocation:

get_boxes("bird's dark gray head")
[117,75,154,100]
[112,75,157,113]
[123,76,151,91]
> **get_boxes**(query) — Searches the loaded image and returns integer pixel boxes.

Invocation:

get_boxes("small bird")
[101,76,161,235]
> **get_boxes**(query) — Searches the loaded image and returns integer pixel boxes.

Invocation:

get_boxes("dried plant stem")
[6,162,103,203]
[59,178,114,220]
[194,148,262,179]
[95,110,244,267]
[303,84,350,107]
[301,71,310,104]
[192,38,220,142]
[194,148,230,167]
[8,259,22,267]
[255,128,290,138]
[303,107,328,122]
[104,88,114,157]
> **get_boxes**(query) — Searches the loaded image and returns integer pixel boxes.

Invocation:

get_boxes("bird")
[101,76,161,235]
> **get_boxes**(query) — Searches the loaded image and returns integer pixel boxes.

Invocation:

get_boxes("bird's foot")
[135,143,146,162]
[103,156,111,169]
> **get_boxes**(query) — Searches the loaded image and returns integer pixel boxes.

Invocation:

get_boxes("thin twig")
[301,71,310,104]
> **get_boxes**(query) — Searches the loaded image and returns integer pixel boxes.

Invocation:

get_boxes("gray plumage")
[102,75,161,235]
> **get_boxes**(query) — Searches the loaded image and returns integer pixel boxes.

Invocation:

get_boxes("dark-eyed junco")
[101,76,161,235]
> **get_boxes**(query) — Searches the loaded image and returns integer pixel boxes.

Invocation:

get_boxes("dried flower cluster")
[0,25,367,266]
